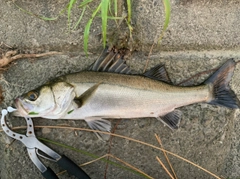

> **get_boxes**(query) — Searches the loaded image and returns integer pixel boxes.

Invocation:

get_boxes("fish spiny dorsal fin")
[89,47,131,74]
[143,65,172,84]
[89,47,108,71]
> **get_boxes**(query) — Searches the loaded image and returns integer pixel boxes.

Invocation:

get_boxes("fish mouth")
[13,98,29,116]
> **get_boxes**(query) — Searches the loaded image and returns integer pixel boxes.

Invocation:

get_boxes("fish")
[14,48,240,139]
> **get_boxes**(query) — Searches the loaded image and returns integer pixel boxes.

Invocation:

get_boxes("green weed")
[13,0,170,55]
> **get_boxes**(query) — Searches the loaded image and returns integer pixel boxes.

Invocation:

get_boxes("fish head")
[14,82,75,118]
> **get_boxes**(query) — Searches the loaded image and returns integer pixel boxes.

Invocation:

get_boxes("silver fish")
[14,48,240,139]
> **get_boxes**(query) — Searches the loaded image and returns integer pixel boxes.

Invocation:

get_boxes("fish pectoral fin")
[85,117,111,140]
[74,82,102,108]
[143,65,172,84]
[157,110,182,129]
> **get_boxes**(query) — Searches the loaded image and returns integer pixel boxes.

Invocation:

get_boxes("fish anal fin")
[74,82,102,108]
[144,65,172,84]
[158,110,182,129]
[85,117,111,140]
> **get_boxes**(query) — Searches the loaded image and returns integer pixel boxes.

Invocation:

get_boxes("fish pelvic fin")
[85,117,111,140]
[204,59,240,109]
[157,110,182,129]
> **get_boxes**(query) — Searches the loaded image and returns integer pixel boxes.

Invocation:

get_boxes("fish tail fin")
[204,59,240,109]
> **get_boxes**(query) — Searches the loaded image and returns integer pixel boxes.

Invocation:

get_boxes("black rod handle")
[57,155,90,179]
[42,167,59,179]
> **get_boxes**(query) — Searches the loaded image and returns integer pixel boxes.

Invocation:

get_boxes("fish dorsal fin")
[143,65,172,84]
[74,82,101,107]
[89,48,131,74]
[157,110,182,129]
[85,117,111,140]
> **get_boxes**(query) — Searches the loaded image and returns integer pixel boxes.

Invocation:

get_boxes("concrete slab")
[0,51,239,179]
[133,0,240,51]
[0,0,240,179]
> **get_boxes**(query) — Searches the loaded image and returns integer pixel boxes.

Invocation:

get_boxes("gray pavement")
[1,0,240,179]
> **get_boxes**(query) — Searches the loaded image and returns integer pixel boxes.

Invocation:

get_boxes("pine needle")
[0,126,222,179]
[156,156,175,179]
[56,154,109,176]
[109,154,153,179]
[56,153,152,178]
[155,134,178,179]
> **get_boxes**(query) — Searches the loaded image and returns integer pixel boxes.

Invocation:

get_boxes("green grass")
[158,0,171,44]
[13,0,171,55]
[67,0,77,30]
[83,3,102,55]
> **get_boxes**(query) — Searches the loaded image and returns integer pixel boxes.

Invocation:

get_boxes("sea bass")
[14,48,240,139]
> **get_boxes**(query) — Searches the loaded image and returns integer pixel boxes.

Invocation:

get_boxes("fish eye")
[27,91,39,101]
